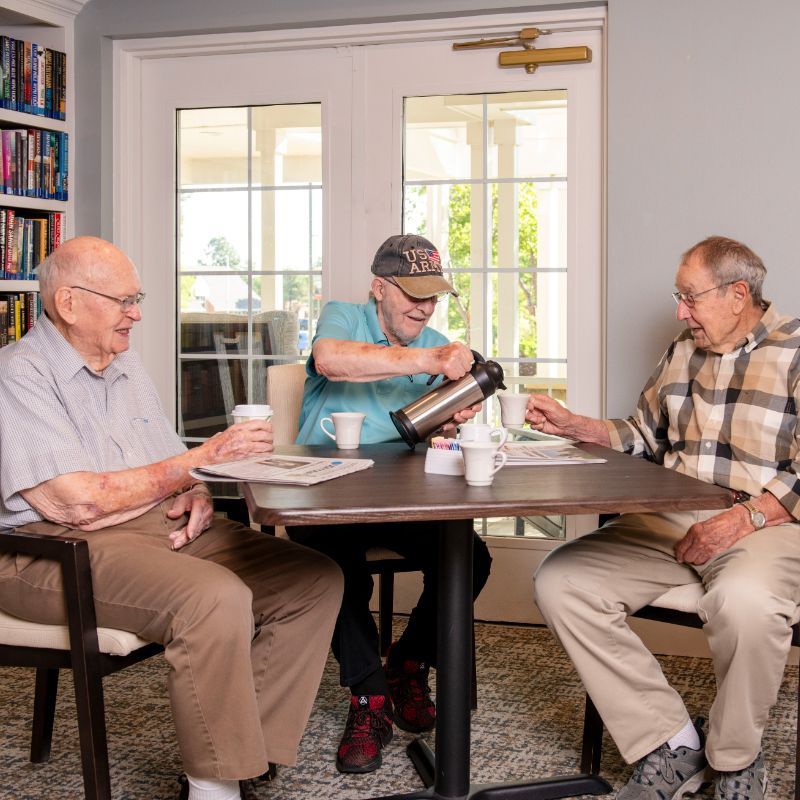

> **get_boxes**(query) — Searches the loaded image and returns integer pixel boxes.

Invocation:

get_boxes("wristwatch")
[741,500,767,530]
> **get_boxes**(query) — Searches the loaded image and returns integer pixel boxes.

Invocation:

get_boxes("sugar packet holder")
[424,446,465,476]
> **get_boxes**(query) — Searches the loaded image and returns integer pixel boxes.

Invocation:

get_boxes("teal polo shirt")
[296,298,447,445]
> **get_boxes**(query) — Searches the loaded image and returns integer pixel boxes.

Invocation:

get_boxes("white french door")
[116,8,605,622]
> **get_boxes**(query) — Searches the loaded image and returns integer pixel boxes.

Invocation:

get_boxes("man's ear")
[371,277,386,301]
[53,286,77,324]
[731,279,749,311]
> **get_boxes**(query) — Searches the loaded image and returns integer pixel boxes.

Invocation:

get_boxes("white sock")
[186,775,240,800]
[667,718,701,751]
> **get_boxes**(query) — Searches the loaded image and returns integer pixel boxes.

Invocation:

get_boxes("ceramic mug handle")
[491,427,509,448]
[491,449,508,475]
[320,417,337,442]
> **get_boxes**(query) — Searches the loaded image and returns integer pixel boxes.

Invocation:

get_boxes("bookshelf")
[0,0,81,345]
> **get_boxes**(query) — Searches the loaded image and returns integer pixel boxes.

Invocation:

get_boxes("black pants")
[288,521,492,687]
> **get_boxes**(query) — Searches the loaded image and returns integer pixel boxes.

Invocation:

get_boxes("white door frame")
[113,6,606,412]
[113,8,606,625]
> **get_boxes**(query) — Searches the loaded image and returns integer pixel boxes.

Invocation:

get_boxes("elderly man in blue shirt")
[291,234,493,774]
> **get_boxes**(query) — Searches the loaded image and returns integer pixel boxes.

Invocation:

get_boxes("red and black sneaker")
[385,648,436,733]
[335,694,394,774]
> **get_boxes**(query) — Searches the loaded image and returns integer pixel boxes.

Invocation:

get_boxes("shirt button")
[705,442,712,449]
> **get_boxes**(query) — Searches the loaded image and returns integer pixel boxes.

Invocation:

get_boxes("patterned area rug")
[0,621,796,799]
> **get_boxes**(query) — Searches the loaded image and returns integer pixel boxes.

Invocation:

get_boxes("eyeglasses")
[671,281,734,308]
[384,277,443,304]
[70,285,146,311]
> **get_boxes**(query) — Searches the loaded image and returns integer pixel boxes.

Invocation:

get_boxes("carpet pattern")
[0,621,796,799]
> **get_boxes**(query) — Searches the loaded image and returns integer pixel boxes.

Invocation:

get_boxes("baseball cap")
[370,234,458,299]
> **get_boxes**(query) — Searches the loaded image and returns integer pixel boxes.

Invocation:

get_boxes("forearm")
[21,449,208,530]
[313,339,434,381]
[562,414,612,446]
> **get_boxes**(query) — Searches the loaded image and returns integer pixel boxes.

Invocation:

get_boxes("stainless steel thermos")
[390,351,505,448]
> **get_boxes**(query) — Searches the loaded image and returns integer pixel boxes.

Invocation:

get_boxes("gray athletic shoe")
[715,752,768,800]
[618,720,708,800]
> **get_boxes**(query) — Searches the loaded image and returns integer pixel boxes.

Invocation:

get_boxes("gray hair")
[680,236,767,306]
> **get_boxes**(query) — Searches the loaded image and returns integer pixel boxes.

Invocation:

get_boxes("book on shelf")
[190,454,375,486]
[0,127,68,200]
[0,290,41,347]
[0,35,66,120]
[0,208,63,278]
[499,440,607,466]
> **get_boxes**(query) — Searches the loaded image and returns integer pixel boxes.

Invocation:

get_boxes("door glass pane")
[404,91,568,540]
[177,104,322,444]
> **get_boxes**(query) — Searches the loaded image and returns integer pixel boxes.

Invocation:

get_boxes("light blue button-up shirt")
[0,314,185,528]
[296,298,448,445]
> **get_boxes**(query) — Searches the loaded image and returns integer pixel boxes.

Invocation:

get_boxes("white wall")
[606,0,800,414]
[74,0,800,416]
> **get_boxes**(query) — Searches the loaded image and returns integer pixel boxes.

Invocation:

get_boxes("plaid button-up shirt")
[605,303,800,520]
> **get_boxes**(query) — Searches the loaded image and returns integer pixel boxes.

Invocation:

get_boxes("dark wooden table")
[245,443,732,800]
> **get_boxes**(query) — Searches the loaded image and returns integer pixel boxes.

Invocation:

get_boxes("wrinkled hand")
[167,488,214,551]
[431,342,474,381]
[675,507,750,565]
[441,403,482,433]
[525,393,575,437]
[200,420,274,464]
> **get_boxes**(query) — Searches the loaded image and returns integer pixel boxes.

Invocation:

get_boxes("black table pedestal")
[368,519,612,800]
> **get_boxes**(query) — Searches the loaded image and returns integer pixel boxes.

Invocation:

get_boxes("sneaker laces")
[343,704,388,744]
[390,663,430,706]
[717,762,763,800]
[630,744,678,787]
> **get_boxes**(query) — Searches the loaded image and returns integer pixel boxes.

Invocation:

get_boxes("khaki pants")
[0,502,343,780]
[533,510,800,771]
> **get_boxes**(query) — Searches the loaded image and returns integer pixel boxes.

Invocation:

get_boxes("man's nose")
[127,304,143,322]
[676,301,691,321]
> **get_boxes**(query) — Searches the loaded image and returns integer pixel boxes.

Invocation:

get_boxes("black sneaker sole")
[335,754,383,774]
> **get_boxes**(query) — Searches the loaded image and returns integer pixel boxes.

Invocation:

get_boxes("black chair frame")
[0,529,163,800]
[580,604,800,799]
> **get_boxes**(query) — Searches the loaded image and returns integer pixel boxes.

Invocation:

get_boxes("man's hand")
[524,393,611,445]
[429,342,474,381]
[441,403,482,433]
[525,394,577,437]
[675,507,752,565]
[199,420,274,464]
[167,487,214,550]
[676,493,791,565]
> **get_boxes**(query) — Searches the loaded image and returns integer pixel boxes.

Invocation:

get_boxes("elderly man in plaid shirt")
[530,236,799,800]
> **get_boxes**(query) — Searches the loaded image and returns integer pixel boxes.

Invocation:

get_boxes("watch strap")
[741,500,766,530]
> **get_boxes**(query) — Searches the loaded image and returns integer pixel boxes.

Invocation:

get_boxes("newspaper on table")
[500,440,606,466]
[190,454,374,485]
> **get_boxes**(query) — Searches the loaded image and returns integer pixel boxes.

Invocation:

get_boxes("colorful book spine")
[0,36,10,110]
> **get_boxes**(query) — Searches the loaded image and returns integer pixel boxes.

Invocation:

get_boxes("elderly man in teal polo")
[291,234,493,774]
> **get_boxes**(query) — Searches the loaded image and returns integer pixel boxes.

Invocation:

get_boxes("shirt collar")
[365,297,389,345]
[37,314,130,382]
[740,301,777,353]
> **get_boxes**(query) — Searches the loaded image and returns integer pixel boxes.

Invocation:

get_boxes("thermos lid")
[472,358,506,397]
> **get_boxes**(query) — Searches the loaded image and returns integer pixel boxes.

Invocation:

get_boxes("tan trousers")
[533,510,800,771]
[0,503,343,780]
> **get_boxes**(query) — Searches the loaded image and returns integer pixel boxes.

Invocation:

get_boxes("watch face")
[753,511,766,528]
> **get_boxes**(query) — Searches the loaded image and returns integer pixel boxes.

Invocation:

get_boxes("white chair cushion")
[650,583,800,625]
[0,608,151,657]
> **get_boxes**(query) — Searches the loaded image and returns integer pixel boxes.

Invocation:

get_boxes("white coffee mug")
[231,404,273,424]
[459,441,508,487]
[497,392,530,428]
[320,412,366,450]
[458,422,508,449]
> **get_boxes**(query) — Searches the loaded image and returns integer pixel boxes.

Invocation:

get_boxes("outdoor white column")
[467,121,486,354]
[252,110,278,313]
[493,118,519,372]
